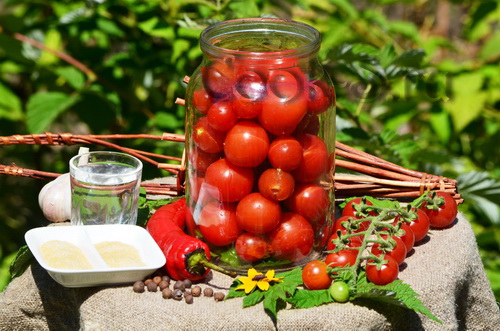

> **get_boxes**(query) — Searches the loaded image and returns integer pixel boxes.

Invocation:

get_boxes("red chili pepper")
[147,198,236,281]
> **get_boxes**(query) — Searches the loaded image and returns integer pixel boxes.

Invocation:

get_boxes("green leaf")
[263,285,288,317]
[429,110,451,143]
[329,0,359,19]
[243,289,265,307]
[9,245,33,279]
[355,280,442,323]
[55,67,86,90]
[96,18,125,37]
[392,49,425,67]
[458,171,500,224]
[26,92,80,133]
[287,289,333,308]
[480,31,500,61]
[138,17,175,40]
[0,82,23,121]
[445,92,487,132]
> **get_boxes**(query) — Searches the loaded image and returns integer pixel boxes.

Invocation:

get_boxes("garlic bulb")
[38,173,72,222]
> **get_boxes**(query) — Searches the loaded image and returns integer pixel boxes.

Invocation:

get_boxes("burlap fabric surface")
[1,212,499,331]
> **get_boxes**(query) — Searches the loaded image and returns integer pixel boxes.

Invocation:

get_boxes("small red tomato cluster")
[186,56,335,265]
[303,192,458,290]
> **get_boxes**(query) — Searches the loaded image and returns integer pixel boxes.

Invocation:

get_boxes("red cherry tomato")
[406,208,430,243]
[192,88,213,114]
[258,168,295,201]
[205,158,254,202]
[421,192,458,229]
[294,113,320,136]
[291,134,328,183]
[259,69,307,136]
[326,230,363,251]
[392,221,415,253]
[192,116,226,153]
[371,235,407,265]
[302,260,332,290]
[366,255,399,285]
[325,249,358,268]
[341,197,377,218]
[268,212,314,262]
[232,71,265,119]
[285,183,330,223]
[207,100,238,132]
[235,232,269,262]
[236,192,281,234]
[307,80,333,114]
[188,148,220,173]
[267,136,303,171]
[202,59,235,97]
[187,173,204,202]
[334,215,368,233]
[224,121,270,168]
[198,201,242,246]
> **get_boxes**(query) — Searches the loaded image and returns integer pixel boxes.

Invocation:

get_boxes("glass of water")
[69,151,143,226]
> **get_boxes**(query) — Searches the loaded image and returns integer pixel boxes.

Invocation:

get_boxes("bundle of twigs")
[0,131,462,204]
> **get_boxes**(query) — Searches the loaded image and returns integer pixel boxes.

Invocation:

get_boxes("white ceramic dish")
[25,224,166,288]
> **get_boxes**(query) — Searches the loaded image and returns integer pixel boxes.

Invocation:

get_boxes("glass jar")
[184,18,336,273]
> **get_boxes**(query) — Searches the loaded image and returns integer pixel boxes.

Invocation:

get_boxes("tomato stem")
[188,251,238,278]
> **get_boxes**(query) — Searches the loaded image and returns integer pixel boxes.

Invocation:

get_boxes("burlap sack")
[1,213,499,331]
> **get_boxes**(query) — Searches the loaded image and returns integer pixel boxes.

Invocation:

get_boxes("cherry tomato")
[259,69,307,136]
[205,158,254,202]
[405,208,430,243]
[294,113,320,136]
[258,168,295,201]
[268,212,314,262]
[329,281,349,302]
[421,192,458,229]
[236,192,281,234]
[192,116,226,153]
[235,232,269,262]
[192,88,213,114]
[224,121,270,168]
[366,255,399,285]
[232,71,265,119]
[285,184,330,223]
[392,221,415,253]
[307,80,333,114]
[302,260,332,290]
[325,249,358,269]
[198,201,242,246]
[267,136,303,171]
[371,235,407,265]
[341,197,377,218]
[202,59,235,98]
[291,134,328,183]
[326,230,363,251]
[189,148,220,173]
[334,215,368,233]
[207,100,238,132]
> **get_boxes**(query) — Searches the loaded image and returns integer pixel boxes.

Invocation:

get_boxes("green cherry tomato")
[329,281,350,302]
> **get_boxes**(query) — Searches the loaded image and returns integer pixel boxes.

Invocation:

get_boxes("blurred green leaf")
[55,67,86,90]
[26,92,80,133]
[0,82,23,121]
[458,171,500,224]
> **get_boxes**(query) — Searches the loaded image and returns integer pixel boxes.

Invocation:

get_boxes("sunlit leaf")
[26,92,80,133]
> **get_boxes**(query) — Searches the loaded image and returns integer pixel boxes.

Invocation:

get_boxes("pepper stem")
[187,250,238,278]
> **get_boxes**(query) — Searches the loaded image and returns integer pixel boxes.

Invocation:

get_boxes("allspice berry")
[191,286,202,297]
[153,276,163,285]
[132,281,145,293]
[185,294,194,304]
[162,288,173,299]
[173,289,183,301]
[183,279,192,289]
[159,280,170,291]
[214,292,225,301]
[203,288,214,297]
[173,280,186,292]
[146,281,158,292]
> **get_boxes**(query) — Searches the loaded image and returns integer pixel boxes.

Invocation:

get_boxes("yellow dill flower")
[235,268,284,294]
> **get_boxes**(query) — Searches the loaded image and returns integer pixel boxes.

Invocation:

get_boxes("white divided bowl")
[25,224,166,288]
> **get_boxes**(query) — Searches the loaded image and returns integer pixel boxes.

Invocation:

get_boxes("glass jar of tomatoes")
[184,18,336,273]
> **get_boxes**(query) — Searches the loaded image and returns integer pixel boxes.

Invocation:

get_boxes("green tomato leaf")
[391,49,425,67]
[287,289,333,308]
[26,92,80,133]
[9,245,33,279]
[243,289,265,307]
[355,280,442,323]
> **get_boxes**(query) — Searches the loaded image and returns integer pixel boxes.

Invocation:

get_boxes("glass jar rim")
[200,18,321,59]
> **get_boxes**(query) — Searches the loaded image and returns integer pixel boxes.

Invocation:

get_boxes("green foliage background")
[1,0,499,301]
